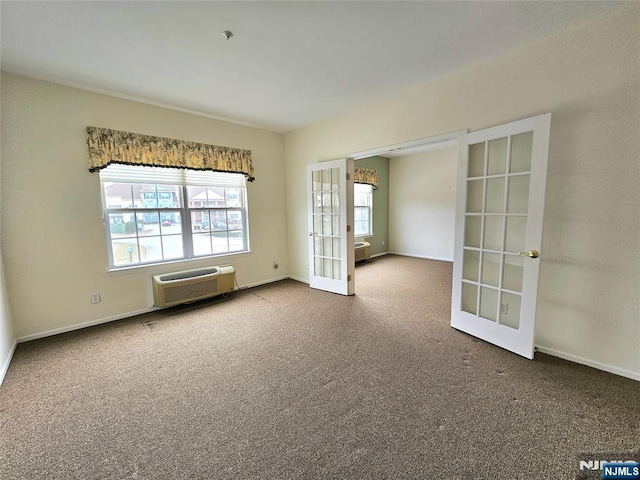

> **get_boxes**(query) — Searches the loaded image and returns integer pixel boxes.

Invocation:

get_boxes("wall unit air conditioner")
[152,265,235,308]
[355,241,371,262]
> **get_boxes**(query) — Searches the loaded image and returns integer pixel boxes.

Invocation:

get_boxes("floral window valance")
[354,167,378,190]
[86,126,254,181]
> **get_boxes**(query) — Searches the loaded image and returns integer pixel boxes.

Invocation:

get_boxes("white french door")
[307,159,355,296]
[451,113,551,359]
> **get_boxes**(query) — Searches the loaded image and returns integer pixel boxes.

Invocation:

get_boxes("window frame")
[354,183,373,238]
[100,166,249,271]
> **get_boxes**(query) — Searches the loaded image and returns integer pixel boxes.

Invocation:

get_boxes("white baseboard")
[0,339,17,386]
[370,252,389,259]
[16,276,292,344]
[239,275,290,289]
[535,345,640,382]
[17,308,156,343]
[388,251,453,263]
[288,275,309,285]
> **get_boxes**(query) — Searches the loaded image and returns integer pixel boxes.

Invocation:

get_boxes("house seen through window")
[100,165,249,269]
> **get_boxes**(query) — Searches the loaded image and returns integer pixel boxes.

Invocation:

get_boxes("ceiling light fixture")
[222,31,233,40]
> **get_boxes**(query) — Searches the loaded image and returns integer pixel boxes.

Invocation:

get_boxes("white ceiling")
[1,1,618,133]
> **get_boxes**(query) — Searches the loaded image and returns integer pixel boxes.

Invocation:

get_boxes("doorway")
[350,130,463,267]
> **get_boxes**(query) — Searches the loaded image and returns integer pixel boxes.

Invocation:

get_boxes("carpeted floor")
[1,255,638,479]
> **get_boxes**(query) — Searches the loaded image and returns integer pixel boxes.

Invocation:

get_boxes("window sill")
[106,250,252,276]
[355,234,373,240]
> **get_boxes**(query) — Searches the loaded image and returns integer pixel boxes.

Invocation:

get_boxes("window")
[354,183,373,237]
[100,165,249,269]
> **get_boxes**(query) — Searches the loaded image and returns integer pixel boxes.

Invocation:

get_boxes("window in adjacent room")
[354,183,373,237]
[100,165,249,269]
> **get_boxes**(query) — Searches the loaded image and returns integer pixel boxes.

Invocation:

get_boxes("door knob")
[517,250,539,258]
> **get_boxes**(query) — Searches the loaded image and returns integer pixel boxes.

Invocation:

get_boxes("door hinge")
[347,225,351,232]
[346,173,350,181]
[348,275,352,282]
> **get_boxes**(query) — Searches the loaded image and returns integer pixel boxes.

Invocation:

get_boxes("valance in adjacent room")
[354,167,378,190]
[86,126,254,181]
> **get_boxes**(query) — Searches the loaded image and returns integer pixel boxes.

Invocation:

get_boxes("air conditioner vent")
[152,265,235,308]
[355,242,371,262]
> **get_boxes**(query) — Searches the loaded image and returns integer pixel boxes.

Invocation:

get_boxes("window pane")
[507,175,530,214]
[108,213,137,237]
[483,216,504,251]
[224,188,243,208]
[227,210,243,230]
[322,215,332,236]
[332,259,341,280]
[500,291,522,329]
[190,211,208,232]
[332,215,340,236]
[466,179,484,213]
[312,193,322,214]
[211,211,227,231]
[103,183,135,209]
[322,193,332,213]
[505,216,527,253]
[322,169,331,191]
[480,287,499,322]
[192,232,213,256]
[481,252,501,287]
[139,236,162,263]
[140,185,159,208]
[503,255,524,293]
[162,236,183,260]
[464,216,482,248]
[488,137,508,176]
[468,143,485,178]
[486,177,505,213]
[136,212,158,237]
[228,230,244,252]
[111,239,140,266]
[510,132,533,173]
[331,168,340,190]
[187,186,224,208]
[461,283,478,315]
[313,236,323,256]
[463,249,480,282]
[333,237,340,258]
[212,231,229,253]
[160,212,181,234]
[323,237,332,258]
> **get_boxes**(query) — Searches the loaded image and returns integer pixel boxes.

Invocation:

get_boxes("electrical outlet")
[500,303,508,315]
[381,240,385,246]
[90,292,101,304]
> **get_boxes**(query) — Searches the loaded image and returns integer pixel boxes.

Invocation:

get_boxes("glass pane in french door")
[311,167,342,280]
[461,133,534,330]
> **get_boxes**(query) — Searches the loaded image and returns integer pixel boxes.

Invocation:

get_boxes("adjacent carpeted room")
[1,255,638,479]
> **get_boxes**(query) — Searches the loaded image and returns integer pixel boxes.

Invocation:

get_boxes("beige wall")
[284,5,640,378]
[1,73,288,339]
[388,147,457,261]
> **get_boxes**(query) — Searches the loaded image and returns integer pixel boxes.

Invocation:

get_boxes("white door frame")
[349,130,466,161]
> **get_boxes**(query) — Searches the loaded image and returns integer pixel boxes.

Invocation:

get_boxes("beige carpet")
[1,255,638,479]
